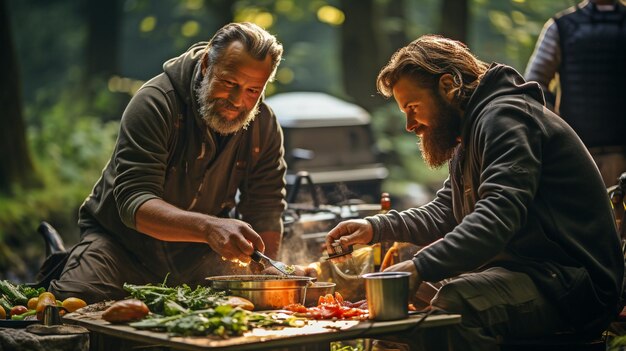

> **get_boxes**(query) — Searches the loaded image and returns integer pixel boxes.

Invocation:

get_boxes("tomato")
[334,292,344,304]
[10,305,28,317]
[284,303,307,313]
[320,305,341,319]
[0,305,5,320]
[307,307,322,319]
[341,307,366,318]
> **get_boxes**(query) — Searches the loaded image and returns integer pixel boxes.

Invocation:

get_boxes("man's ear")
[439,74,456,103]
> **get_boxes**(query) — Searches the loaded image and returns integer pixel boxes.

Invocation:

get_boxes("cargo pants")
[49,232,252,303]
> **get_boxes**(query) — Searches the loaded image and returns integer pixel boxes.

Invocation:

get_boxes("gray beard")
[196,71,259,135]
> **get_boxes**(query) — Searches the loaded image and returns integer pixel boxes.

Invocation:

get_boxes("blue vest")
[555,2,626,148]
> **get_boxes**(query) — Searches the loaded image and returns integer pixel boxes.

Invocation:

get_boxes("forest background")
[0,0,575,281]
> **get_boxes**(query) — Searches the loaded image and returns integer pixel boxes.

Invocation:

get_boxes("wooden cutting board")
[63,310,460,351]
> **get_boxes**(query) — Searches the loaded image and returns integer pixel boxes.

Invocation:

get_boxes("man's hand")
[325,219,374,255]
[204,218,265,264]
[135,198,265,264]
[383,260,422,301]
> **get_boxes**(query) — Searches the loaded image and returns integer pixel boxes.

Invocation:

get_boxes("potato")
[102,299,149,323]
[224,296,255,311]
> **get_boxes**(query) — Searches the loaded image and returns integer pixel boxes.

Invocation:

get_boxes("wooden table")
[63,311,461,351]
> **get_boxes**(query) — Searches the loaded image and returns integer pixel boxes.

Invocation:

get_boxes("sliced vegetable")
[285,292,368,320]
[0,296,12,314]
[0,280,28,306]
[11,309,36,321]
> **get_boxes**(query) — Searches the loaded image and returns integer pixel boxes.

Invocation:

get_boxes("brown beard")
[197,71,259,135]
[418,90,461,169]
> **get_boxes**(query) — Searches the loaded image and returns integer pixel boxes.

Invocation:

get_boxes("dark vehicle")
[266,92,388,205]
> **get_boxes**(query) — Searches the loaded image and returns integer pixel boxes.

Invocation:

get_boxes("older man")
[50,22,287,303]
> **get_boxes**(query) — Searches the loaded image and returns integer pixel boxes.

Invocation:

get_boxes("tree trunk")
[339,0,387,112]
[0,0,38,194]
[84,0,121,80]
[384,0,409,55]
[205,0,234,37]
[440,0,469,43]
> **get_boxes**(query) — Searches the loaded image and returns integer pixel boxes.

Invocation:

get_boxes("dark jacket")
[78,42,287,275]
[555,0,626,148]
[368,64,623,332]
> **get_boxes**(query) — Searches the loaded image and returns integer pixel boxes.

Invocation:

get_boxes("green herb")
[130,307,302,337]
[18,285,46,299]
[284,265,296,275]
[123,282,226,315]
[124,277,306,337]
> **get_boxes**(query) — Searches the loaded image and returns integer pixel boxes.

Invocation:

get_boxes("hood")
[461,63,545,141]
[163,42,207,108]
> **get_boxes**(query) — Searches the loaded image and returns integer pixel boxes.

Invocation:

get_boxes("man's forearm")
[135,198,209,243]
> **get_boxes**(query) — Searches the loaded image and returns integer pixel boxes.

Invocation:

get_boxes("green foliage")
[125,281,301,337]
[471,0,575,72]
[0,76,119,282]
[2,0,583,282]
[28,84,119,185]
[123,281,228,316]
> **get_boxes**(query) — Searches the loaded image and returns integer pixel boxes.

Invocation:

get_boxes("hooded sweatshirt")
[367,64,623,333]
[78,42,287,276]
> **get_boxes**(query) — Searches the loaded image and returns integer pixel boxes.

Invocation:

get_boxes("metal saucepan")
[206,275,315,310]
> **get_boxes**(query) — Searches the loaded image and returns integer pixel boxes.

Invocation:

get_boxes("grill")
[280,171,380,264]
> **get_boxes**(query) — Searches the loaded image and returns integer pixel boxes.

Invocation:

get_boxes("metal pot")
[206,275,315,311]
[304,281,336,307]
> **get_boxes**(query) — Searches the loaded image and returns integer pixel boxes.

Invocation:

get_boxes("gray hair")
[204,22,283,81]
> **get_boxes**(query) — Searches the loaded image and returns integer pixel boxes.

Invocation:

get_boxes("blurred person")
[525,0,626,186]
[49,22,287,303]
[326,35,624,351]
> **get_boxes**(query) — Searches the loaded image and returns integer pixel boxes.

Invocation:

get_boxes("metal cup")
[43,305,68,326]
[362,271,411,321]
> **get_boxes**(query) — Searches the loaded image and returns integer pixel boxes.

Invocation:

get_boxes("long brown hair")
[377,35,489,109]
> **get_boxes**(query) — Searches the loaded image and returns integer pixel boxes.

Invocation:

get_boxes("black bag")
[30,222,69,290]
